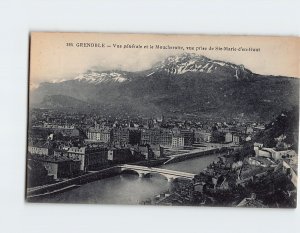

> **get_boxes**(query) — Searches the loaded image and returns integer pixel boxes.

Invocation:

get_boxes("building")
[87,126,112,143]
[112,128,130,146]
[180,129,194,146]
[128,129,141,145]
[43,122,75,129]
[140,129,173,146]
[255,148,272,158]
[140,129,160,145]
[36,123,80,137]
[159,129,173,146]
[27,159,55,187]
[57,128,80,138]
[67,145,108,171]
[225,132,233,143]
[256,148,296,161]
[138,145,155,160]
[232,134,240,144]
[194,130,212,143]
[53,149,68,157]
[31,155,81,179]
[108,148,132,163]
[218,127,230,133]
[140,129,151,145]
[28,141,54,156]
[28,145,51,156]
[172,135,184,148]
[150,144,165,158]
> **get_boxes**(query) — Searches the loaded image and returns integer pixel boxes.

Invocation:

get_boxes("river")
[34,154,220,204]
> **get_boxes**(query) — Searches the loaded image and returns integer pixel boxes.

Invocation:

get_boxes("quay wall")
[164,147,229,165]
[26,148,228,199]
[26,166,120,198]
[26,159,168,199]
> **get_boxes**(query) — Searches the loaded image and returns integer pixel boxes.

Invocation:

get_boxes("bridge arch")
[120,168,176,181]
[143,172,178,182]
[120,168,150,178]
[118,165,196,182]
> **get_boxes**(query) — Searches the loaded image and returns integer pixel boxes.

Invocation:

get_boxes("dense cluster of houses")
[27,117,257,187]
[28,109,297,200]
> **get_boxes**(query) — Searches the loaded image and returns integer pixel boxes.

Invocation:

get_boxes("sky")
[30,32,299,89]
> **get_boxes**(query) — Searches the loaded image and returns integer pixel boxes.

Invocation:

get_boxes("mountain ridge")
[30,53,299,121]
[147,53,254,80]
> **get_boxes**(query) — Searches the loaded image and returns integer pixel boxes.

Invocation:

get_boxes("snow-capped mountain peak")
[149,53,252,80]
[74,70,128,84]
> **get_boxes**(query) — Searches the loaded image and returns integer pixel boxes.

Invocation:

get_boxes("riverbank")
[27,157,170,200]
[26,151,222,202]
[164,147,228,164]
[26,166,120,200]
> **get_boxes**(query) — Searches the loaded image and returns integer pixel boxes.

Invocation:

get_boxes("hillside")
[254,107,299,151]
[37,95,89,109]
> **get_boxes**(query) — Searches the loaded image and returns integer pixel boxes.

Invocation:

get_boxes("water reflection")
[37,174,170,204]
[159,153,220,173]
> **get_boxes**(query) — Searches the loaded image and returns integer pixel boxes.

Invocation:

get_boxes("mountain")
[147,53,254,80]
[37,95,90,109]
[30,70,134,105]
[74,70,129,84]
[30,53,299,121]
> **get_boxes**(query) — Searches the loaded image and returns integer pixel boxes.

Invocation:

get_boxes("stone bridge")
[117,164,196,182]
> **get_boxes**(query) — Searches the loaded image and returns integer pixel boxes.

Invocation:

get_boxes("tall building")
[67,145,108,171]
[172,135,184,148]
[112,128,130,146]
[180,129,194,146]
[87,126,112,143]
[140,129,172,146]
[140,129,160,145]
[159,129,173,146]
[140,129,151,145]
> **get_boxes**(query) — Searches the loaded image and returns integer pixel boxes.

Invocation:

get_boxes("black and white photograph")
[26,32,299,208]
[1,1,300,233]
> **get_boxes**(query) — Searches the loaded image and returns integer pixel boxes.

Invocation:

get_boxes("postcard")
[26,32,299,207]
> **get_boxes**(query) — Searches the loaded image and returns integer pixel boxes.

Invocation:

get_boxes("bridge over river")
[27,154,219,204]
[117,164,196,182]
